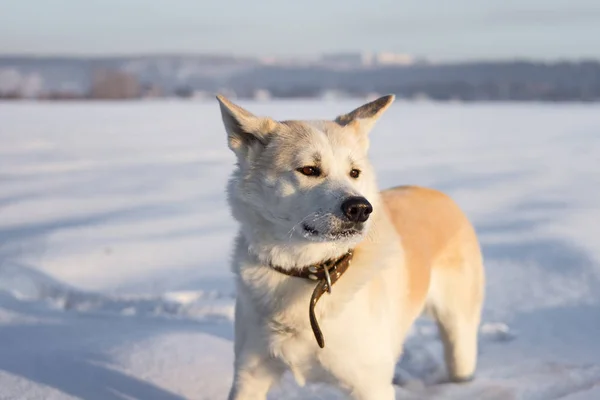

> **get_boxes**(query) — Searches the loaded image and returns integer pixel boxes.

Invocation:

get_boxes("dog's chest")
[267,298,373,387]
[269,325,337,386]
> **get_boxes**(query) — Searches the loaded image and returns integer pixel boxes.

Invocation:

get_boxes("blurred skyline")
[1,0,600,61]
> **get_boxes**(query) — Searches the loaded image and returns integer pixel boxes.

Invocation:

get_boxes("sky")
[0,0,599,61]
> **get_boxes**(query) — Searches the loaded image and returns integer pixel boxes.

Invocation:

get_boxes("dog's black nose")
[341,196,373,223]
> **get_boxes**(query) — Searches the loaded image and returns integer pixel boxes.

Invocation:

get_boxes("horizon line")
[1,52,599,65]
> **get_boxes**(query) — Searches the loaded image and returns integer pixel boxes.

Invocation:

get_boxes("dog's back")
[382,185,485,381]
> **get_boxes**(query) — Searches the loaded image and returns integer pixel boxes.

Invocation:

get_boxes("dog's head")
[217,95,394,249]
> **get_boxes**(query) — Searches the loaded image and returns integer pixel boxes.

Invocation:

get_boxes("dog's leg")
[348,382,396,400]
[426,260,484,382]
[330,357,397,400]
[228,352,283,400]
[435,312,479,382]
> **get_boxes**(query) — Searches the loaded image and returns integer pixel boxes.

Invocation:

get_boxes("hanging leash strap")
[270,250,354,348]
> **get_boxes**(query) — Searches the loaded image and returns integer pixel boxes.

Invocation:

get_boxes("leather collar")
[270,250,354,348]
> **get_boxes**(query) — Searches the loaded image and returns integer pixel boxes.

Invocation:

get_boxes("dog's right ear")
[216,95,278,160]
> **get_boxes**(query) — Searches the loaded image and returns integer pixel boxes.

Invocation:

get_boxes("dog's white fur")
[216,95,485,400]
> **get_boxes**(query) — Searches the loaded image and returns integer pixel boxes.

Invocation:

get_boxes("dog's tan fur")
[217,94,485,399]
[381,185,485,380]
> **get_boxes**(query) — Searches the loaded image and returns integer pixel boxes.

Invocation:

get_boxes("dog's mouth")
[302,223,363,241]
[302,223,320,236]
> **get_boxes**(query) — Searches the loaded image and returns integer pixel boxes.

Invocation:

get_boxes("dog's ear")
[335,95,395,134]
[216,95,278,159]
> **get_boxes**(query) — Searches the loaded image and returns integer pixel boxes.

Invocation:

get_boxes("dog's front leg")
[349,383,396,400]
[228,351,283,400]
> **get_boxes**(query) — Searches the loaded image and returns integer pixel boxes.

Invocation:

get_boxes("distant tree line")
[2,58,600,102]
[224,62,600,102]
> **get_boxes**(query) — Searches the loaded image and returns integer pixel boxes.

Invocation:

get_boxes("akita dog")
[216,94,485,400]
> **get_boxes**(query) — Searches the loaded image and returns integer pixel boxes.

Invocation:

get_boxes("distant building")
[259,56,318,67]
[372,52,414,66]
[191,90,212,100]
[20,73,44,98]
[90,69,140,99]
[365,92,383,101]
[0,68,46,99]
[320,53,369,69]
[319,89,351,100]
[253,89,272,101]
[0,68,22,96]
[319,52,415,69]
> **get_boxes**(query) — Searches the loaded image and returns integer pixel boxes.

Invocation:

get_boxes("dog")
[216,94,485,400]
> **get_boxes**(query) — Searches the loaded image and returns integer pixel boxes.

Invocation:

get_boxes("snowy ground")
[1,99,600,399]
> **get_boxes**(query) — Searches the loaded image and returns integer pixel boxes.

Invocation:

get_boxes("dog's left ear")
[335,94,395,134]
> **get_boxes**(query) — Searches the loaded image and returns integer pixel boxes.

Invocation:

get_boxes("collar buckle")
[323,265,332,294]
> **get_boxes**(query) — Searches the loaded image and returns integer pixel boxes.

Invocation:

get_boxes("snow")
[1,99,600,399]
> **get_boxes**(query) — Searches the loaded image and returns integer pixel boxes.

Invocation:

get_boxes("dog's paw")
[449,374,475,384]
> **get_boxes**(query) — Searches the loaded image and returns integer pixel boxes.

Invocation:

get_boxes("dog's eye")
[349,169,361,179]
[297,166,321,177]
